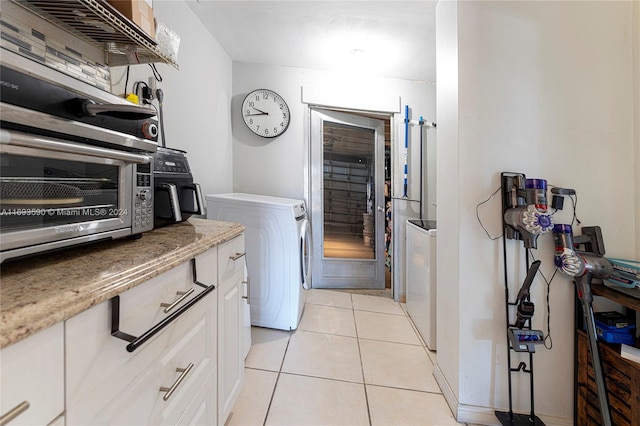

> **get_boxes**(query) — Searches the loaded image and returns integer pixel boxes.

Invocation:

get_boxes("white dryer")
[206,193,312,330]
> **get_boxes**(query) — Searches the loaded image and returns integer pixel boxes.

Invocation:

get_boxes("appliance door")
[0,130,149,253]
[154,182,204,224]
[405,222,437,350]
[299,217,312,290]
[179,183,205,217]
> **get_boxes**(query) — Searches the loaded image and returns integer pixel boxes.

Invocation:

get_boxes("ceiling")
[186,1,438,82]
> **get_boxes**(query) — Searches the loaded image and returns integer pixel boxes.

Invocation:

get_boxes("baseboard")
[432,363,572,426]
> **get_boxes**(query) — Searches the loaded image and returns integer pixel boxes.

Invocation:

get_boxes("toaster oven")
[0,49,158,262]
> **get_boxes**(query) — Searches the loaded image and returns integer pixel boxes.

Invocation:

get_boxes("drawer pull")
[243,276,251,301]
[160,288,195,313]
[0,401,29,426]
[111,258,215,352]
[230,252,246,261]
[159,363,194,401]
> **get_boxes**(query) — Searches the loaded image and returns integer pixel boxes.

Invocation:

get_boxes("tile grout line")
[261,329,293,426]
[351,292,373,426]
[244,292,458,426]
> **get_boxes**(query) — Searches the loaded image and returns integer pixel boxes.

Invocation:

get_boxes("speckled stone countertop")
[0,218,244,349]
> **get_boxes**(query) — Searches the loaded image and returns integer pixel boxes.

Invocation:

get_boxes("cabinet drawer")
[119,248,218,339]
[67,287,216,425]
[0,323,64,426]
[175,370,217,426]
[218,234,246,283]
[66,249,217,407]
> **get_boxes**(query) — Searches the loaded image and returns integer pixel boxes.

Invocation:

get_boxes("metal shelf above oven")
[12,0,178,69]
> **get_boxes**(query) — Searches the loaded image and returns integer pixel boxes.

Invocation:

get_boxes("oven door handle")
[0,129,152,164]
[81,99,156,119]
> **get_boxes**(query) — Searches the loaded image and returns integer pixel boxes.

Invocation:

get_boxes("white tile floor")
[225,289,465,426]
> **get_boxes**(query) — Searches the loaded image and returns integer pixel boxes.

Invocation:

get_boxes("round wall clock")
[241,89,291,138]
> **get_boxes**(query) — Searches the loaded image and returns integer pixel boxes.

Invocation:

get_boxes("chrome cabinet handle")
[229,252,246,261]
[160,288,194,313]
[159,363,194,401]
[242,276,250,300]
[0,401,29,426]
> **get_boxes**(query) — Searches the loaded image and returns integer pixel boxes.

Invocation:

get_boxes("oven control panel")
[133,163,153,232]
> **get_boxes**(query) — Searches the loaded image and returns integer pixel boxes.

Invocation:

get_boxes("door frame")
[307,107,386,289]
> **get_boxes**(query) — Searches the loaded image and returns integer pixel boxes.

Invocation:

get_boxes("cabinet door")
[176,370,217,426]
[217,235,246,425]
[0,323,64,426]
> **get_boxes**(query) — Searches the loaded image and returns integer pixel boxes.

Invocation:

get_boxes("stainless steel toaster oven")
[0,49,158,262]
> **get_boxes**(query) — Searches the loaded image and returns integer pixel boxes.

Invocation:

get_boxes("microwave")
[0,50,158,262]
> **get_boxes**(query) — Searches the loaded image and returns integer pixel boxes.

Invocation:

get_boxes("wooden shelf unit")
[323,159,369,235]
[575,284,640,425]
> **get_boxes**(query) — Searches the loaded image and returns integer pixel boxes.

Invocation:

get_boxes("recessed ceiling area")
[186,1,437,82]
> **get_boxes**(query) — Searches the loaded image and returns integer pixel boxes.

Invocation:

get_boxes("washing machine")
[406,219,437,350]
[206,193,312,330]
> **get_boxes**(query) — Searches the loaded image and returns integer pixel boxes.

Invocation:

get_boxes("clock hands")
[242,89,290,138]
[246,107,269,116]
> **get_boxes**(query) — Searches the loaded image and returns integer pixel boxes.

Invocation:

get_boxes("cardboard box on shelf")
[106,0,155,40]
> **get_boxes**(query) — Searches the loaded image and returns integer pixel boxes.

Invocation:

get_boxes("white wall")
[434,0,461,408]
[111,0,233,197]
[436,1,637,424]
[231,64,435,199]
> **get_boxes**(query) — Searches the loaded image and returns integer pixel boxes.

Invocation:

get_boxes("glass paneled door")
[309,108,385,289]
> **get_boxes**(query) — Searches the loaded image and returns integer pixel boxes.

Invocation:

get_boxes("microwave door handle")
[81,100,156,119]
[181,183,205,216]
[156,183,183,222]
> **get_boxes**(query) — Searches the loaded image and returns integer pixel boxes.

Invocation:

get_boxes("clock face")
[241,89,290,138]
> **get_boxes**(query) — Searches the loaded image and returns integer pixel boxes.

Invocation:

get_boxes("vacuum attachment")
[508,328,545,352]
[514,260,542,328]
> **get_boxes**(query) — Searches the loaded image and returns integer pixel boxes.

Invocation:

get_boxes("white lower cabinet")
[217,234,246,425]
[1,236,247,426]
[0,322,64,426]
[66,247,218,426]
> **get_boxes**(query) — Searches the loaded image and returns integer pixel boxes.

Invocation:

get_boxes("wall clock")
[241,89,290,138]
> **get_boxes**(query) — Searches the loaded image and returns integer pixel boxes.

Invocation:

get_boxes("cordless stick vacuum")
[497,173,553,426]
[553,225,613,426]
[503,174,553,249]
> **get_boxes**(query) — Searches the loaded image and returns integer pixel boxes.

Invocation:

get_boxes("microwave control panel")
[133,162,153,232]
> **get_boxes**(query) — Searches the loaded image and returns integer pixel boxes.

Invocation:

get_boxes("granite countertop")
[0,218,244,349]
